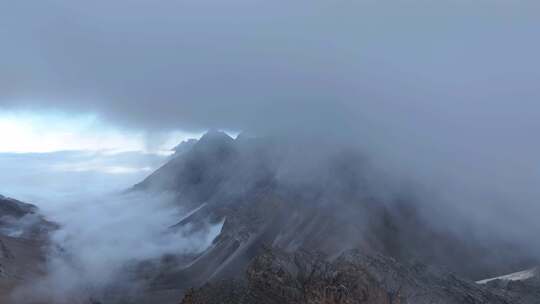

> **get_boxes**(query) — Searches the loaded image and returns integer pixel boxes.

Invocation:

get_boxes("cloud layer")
[1,0,539,134]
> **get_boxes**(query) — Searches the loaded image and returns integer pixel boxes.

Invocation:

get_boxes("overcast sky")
[1,0,539,135]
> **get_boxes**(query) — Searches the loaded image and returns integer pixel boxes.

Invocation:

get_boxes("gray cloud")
[1,0,539,134]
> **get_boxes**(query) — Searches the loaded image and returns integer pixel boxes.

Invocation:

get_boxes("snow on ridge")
[477,267,538,284]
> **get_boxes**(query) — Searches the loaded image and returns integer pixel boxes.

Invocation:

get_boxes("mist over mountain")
[1,129,539,303]
[137,131,540,304]
[1,0,540,303]
[135,132,539,278]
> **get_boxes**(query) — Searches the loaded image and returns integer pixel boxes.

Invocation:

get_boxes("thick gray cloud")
[1,0,539,134]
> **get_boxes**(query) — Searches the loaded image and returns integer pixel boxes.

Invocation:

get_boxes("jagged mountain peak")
[187,130,237,164]
[197,130,234,145]
[171,130,236,157]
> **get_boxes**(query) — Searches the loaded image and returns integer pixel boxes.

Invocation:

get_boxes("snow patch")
[477,267,538,284]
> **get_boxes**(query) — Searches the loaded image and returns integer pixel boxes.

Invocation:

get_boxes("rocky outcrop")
[0,195,54,240]
[479,268,540,304]
[0,195,53,302]
[0,195,37,218]
[181,248,521,304]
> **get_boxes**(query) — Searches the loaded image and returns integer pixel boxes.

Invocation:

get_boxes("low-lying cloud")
[11,192,223,303]
[0,149,223,303]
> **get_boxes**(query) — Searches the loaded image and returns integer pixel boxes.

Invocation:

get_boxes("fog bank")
[11,192,222,303]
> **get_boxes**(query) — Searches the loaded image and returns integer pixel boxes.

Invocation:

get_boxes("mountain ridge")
[128,131,539,303]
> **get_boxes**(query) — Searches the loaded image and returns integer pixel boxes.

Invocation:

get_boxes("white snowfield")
[477,267,538,284]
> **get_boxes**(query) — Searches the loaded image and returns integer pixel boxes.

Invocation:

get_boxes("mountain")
[0,195,54,302]
[130,131,539,303]
[0,195,37,218]
[0,195,54,240]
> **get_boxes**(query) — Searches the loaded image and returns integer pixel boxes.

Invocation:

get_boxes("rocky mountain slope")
[478,268,540,304]
[129,131,539,303]
[181,247,534,304]
[0,195,53,302]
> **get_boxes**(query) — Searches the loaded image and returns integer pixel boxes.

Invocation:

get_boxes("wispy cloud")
[11,192,223,303]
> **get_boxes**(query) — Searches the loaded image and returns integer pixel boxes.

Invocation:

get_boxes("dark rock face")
[132,131,242,207]
[0,195,55,240]
[0,195,37,218]
[181,248,520,304]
